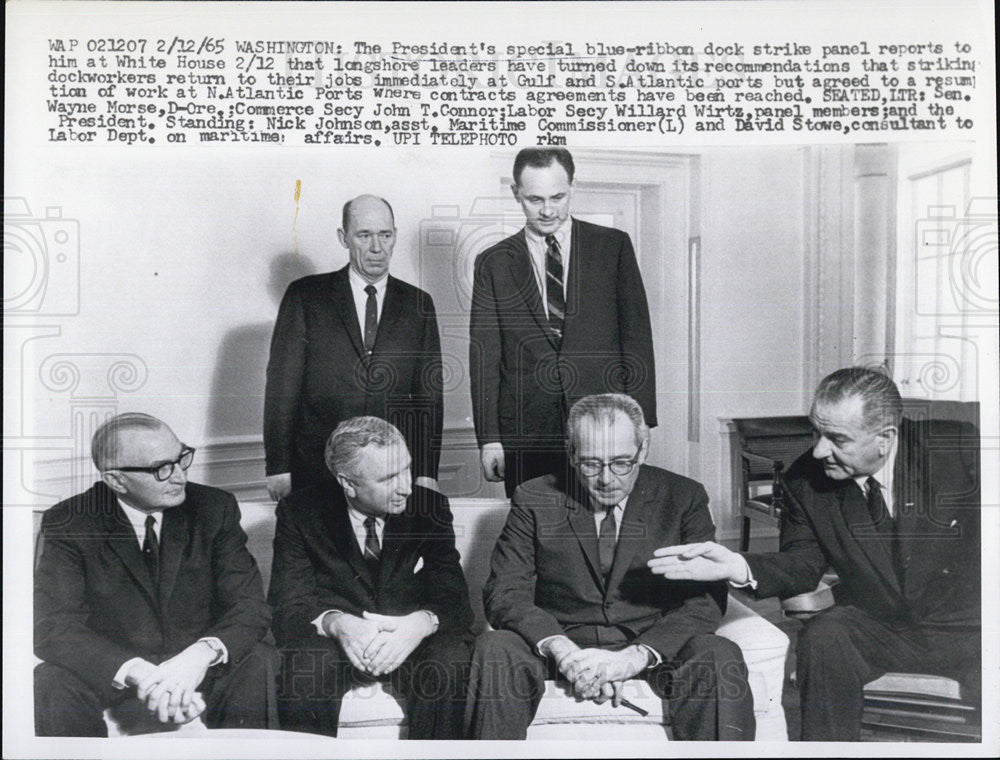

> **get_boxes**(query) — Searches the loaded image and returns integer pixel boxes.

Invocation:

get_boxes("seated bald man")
[34,413,277,736]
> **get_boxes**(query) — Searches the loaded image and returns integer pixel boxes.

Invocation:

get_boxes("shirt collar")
[853,436,898,494]
[116,497,162,541]
[524,216,571,251]
[346,502,385,530]
[348,265,388,296]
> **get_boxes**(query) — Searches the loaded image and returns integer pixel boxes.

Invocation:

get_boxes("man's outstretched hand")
[647,541,749,584]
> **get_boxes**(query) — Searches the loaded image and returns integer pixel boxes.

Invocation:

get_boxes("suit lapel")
[327,490,377,594]
[563,479,605,590]
[329,266,365,359]
[892,420,941,593]
[101,492,160,610]
[561,218,582,336]
[374,277,405,351]
[157,504,189,611]
[606,469,650,593]
[379,511,411,587]
[834,480,901,594]
[505,232,559,349]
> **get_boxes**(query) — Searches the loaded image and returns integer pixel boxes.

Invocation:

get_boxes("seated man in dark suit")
[268,416,474,738]
[649,367,981,740]
[467,393,754,740]
[34,413,277,736]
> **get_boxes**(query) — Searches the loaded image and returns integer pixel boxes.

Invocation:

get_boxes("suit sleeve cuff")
[112,657,144,689]
[729,555,758,590]
[420,610,440,635]
[197,637,229,666]
[535,634,567,658]
[635,643,661,669]
[313,610,342,637]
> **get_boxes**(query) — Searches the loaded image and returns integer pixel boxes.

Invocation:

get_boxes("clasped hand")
[544,637,645,706]
[128,642,214,723]
[327,610,433,677]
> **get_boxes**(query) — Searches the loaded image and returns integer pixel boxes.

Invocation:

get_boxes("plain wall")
[14,145,848,534]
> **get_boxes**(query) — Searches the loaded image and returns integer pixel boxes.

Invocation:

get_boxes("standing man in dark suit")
[34,413,277,736]
[268,416,474,738]
[264,194,443,500]
[470,148,657,496]
[467,394,754,740]
[649,367,981,740]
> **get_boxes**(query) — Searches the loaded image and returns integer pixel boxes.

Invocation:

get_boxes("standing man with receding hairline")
[470,148,657,496]
[265,194,444,500]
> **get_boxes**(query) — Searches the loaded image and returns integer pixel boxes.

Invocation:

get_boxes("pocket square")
[413,557,424,574]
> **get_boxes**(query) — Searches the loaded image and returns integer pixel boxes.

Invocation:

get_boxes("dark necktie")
[544,234,565,340]
[598,507,617,582]
[363,284,378,354]
[143,514,160,586]
[865,476,892,534]
[363,516,381,577]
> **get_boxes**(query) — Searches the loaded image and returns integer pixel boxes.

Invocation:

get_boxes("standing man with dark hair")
[264,194,443,500]
[269,416,474,738]
[649,367,981,740]
[469,148,657,496]
[35,413,277,736]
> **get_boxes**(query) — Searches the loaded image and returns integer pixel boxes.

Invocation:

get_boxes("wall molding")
[31,425,487,504]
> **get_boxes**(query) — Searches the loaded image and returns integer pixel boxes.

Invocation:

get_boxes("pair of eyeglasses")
[575,445,642,477]
[112,447,196,482]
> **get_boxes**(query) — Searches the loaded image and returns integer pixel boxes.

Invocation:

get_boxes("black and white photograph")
[4,1,997,757]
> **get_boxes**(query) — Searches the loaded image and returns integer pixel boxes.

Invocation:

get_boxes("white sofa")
[35,496,790,740]
[240,497,791,741]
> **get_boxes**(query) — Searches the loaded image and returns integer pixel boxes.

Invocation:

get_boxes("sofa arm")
[717,594,789,741]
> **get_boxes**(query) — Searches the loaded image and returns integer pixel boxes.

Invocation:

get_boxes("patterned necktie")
[544,234,565,340]
[865,476,891,533]
[363,516,381,577]
[143,514,160,586]
[363,284,378,354]
[598,507,617,582]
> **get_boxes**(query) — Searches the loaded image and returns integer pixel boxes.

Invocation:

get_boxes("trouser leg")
[276,636,354,736]
[649,634,755,741]
[466,630,548,739]
[34,662,111,737]
[203,641,280,730]
[393,631,472,740]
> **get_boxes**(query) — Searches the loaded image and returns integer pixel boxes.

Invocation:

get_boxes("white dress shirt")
[537,494,661,668]
[111,499,228,689]
[524,218,572,317]
[736,438,900,589]
[311,504,438,636]
[852,439,898,517]
[348,266,388,336]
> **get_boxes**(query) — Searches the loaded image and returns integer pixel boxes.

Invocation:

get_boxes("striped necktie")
[363,515,381,577]
[544,234,565,341]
